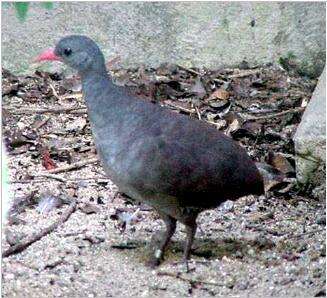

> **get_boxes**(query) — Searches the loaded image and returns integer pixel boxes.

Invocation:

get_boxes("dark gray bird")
[36,35,264,267]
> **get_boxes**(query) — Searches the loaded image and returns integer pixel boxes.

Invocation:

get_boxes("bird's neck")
[80,70,125,130]
[81,69,109,94]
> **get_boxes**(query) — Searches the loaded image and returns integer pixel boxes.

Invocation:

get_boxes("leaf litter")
[1,63,325,297]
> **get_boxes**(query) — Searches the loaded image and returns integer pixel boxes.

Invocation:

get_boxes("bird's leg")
[147,213,176,267]
[182,220,197,272]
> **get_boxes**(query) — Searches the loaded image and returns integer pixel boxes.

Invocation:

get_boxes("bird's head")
[35,35,106,74]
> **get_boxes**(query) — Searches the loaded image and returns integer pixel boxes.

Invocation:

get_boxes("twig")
[4,106,87,115]
[195,106,202,120]
[286,228,325,240]
[213,78,227,84]
[9,176,110,184]
[31,173,67,183]
[33,116,50,130]
[60,93,83,101]
[2,201,77,258]
[166,102,195,114]
[177,65,201,76]
[228,69,261,78]
[9,179,52,184]
[111,243,138,250]
[157,271,224,287]
[240,107,304,120]
[47,157,99,174]
[49,83,61,101]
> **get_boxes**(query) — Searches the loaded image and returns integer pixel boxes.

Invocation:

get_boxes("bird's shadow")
[125,236,275,264]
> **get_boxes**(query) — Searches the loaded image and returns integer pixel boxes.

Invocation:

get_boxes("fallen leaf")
[267,152,295,174]
[40,147,57,170]
[225,118,241,136]
[208,88,230,100]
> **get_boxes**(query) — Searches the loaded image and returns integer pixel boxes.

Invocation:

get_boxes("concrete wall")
[1,2,326,77]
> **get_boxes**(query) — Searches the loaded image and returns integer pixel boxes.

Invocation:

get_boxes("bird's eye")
[64,48,72,56]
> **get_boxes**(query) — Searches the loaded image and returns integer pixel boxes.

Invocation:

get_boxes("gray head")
[37,35,106,75]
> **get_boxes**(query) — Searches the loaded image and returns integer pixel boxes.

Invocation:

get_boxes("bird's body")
[37,35,264,266]
[84,74,262,215]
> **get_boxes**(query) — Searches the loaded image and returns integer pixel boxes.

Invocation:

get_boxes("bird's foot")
[182,257,192,273]
[146,249,163,268]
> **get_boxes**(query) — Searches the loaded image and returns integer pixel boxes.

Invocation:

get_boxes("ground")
[2,64,326,297]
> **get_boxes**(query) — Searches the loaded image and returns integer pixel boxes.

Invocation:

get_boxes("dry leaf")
[209,88,230,100]
[225,118,241,136]
[268,152,295,174]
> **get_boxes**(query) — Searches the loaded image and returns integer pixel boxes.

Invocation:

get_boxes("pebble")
[316,216,326,225]
[279,277,294,285]
[312,268,323,278]
[4,273,15,280]
[222,200,234,212]
[285,265,298,275]
[5,230,24,246]
[225,277,236,289]
[243,206,252,213]
[235,280,249,290]
[247,248,256,257]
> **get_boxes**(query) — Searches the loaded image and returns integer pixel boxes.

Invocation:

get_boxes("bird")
[36,35,264,267]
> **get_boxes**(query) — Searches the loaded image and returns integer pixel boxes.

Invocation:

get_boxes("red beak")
[34,48,62,62]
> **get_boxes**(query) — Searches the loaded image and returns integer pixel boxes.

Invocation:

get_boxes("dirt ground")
[2,64,326,297]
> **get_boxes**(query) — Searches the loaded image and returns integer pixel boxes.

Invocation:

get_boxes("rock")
[221,200,234,212]
[79,203,101,214]
[293,67,326,201]
[235,280,249,290]
[5,230,25,246]
[316,216,326,225]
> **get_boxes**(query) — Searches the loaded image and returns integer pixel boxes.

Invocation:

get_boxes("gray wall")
[2,2,326,77]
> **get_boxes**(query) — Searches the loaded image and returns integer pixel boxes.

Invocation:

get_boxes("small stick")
[5,106,87,115]
[285,228,325,240]
[9,176,110,184]
[177,65,201,76]
[48,157,99,174]
[228,69,261,78]
[33,116,50,130]
[195,106,202,120]
[2,201,77,258]
[166,102,195,114]
[157,271,224,287]
[49,83,61,101]
[213,78,227,84]
[240,107,304,120]
[31,173,67,183]
[60,93,83,101]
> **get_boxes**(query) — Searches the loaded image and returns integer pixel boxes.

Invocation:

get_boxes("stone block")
[294,68,326,200]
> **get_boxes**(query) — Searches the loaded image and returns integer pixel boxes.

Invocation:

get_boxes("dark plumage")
[37,35,264,267]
